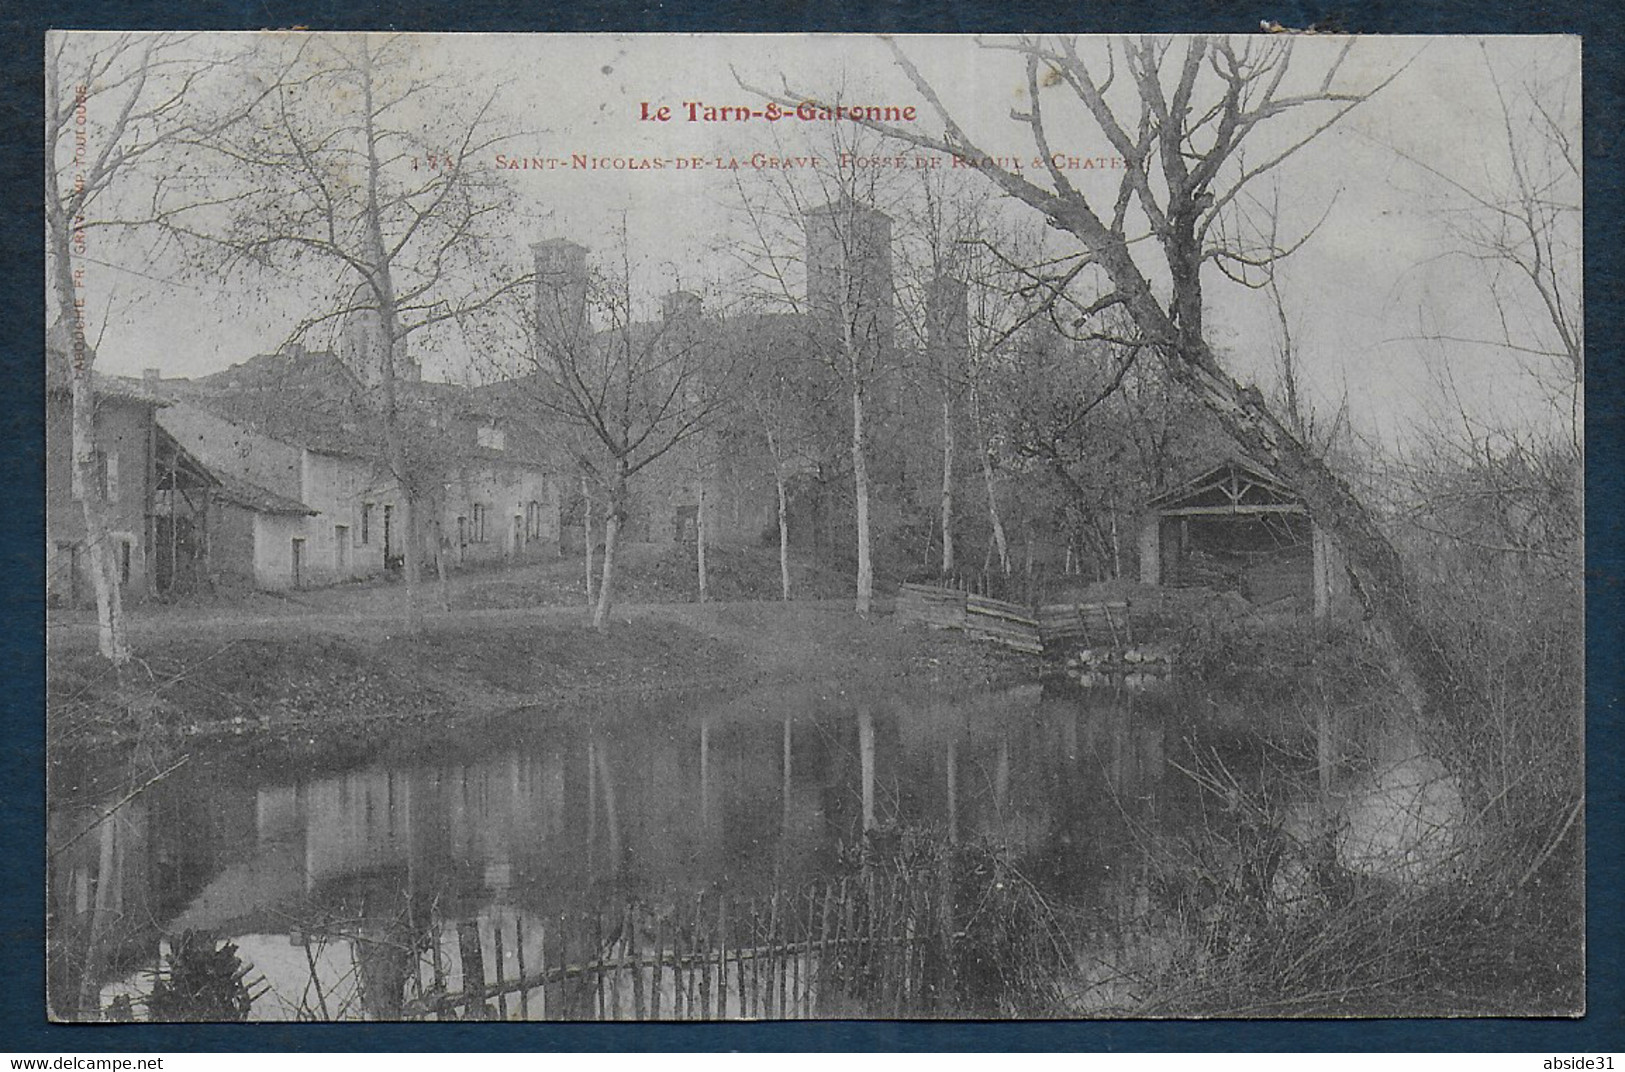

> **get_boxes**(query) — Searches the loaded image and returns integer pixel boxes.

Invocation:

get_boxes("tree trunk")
[858,708,876,832]
[592,471,626,631]
[696,479,708,604]
[73,377,130,666]
[434,517,450,613]
[941,395,955,575]
[46,50,130,672]
[1110,509,1122,581]
[398,489,421,632]
[851,379,873,616]
[980,446,1010,577]
[777,475,792,601]
[582,477,596,609]
[767,431,792,602]
[48,212,128,666]
[969,380,1009,576]
[358,49,421,635]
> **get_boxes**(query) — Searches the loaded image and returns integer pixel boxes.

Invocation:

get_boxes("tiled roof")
[211,472,317,516]
[175,343,569,470]
[45,361,167,407]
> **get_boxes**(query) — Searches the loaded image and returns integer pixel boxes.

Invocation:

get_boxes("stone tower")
[533,239,589,341]
[926,274,969,376]
[805,199,894,356]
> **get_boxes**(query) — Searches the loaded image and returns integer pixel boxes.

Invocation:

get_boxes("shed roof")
[1146,457,1304,514]
[155,426,221,492]
[212,472,317,516]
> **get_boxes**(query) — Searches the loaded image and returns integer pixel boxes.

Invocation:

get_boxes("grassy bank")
[47,601,1038,762]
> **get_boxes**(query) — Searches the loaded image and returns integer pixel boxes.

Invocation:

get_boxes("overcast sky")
[57,32,1580,450]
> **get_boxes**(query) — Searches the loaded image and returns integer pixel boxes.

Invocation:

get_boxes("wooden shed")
[1138,458,1350,617]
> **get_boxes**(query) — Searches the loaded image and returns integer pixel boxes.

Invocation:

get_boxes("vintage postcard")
[45,31,1582,1022]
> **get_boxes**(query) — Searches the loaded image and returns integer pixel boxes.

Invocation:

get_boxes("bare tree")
[727,122,906,615]
[731,315,822,601]
[515,238,726,631]
[45,33,259,666]
[202,34,520,630]
[1264,270,1351,459]
[1391,46,1582,448]
[812,194,892,616]
[891,169,988,577]
[755,36,1470,720]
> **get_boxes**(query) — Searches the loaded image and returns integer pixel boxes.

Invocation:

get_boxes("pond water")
[49,679,1321,1020]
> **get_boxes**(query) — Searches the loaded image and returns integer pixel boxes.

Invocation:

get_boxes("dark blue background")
[4,0,1619,1052]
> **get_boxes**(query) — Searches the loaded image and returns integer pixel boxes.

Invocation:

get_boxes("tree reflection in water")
[51,680,1325,1020]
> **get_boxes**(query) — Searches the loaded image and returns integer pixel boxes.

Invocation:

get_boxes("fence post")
[593,909,605,1020]
[741,903,750,1020]
[717,896,730,1018]
[492,920,508,1020]
[456,920,485,1020]
[697,894,711,1018]
[629,905,645,1019]
[516,916,529,1019]
[651,914,664,1020]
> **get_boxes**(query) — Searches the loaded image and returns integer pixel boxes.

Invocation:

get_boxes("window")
[360,503,373,545]
[335,525,350,573]
[476,423,506,451]
[118,539,131,587]
[473,504,488,543]
[525,500,542,539]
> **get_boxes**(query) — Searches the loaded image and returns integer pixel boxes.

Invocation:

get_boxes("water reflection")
[51,680,1194,1019]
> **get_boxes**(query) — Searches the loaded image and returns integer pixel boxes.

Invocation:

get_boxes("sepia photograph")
[44,31,1583,1023]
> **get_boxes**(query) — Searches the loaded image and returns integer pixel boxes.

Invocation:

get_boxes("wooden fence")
[895,583,1042,655]
[897,583,1143,657]
[1035,600,1133,650]
[965,594,1043,655]
[399,874,963,1021]
[895,582,969,631]
[896,580,1253,661]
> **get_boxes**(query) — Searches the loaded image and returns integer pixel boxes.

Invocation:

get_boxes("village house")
[430,386,560,567]
[142,340,561,593]
[155,401,390,590]
[46,333,219,606]
[46,369,163,607]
